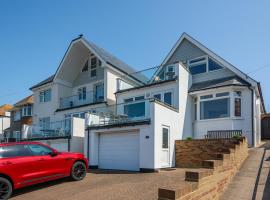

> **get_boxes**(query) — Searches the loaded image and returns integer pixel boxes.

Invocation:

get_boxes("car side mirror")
[49,151,58,157]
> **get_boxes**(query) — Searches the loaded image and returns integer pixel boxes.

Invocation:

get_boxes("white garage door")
[99,131,140,171]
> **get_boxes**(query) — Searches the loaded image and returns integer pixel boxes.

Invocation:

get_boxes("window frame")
[39,89,52,103]
[90,57,97,78]
[78,87,87,101]
[188,56,223,75]
[123,95,146,119]
[162,126,170,149]
[152,90,174,106]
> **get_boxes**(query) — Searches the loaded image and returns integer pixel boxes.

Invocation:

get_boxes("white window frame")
[39,89,51,103]
[152,90,174,106]
[21,105,32,117]
[123,95,146,119]
[199,92,231,121]
[90,56,97,78]
[188,55,223,75]
[78,87,87,101]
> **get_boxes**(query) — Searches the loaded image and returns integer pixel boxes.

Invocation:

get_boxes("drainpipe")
[87,128,90,161]
[248,87,254,146]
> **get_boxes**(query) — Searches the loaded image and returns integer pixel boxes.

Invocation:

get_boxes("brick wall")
[159,137,248,200]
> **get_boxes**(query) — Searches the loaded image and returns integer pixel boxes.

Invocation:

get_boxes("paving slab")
[220,148,265,200]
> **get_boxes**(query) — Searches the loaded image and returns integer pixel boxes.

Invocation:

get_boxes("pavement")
[220,140,270,200]
[10,168,187,200]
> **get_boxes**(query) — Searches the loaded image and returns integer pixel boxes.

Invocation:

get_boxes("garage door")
[99,131,140,171]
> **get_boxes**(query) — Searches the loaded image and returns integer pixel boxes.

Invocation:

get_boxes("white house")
[0,104,13,141]
[30,33,265,172]
[85,33,265,172]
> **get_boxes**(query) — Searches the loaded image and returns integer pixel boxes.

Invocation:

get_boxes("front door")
[161,126,170,167]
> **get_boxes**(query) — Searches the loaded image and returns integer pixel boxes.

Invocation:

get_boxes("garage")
[98,131,140,171]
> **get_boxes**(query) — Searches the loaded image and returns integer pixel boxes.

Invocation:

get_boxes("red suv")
[0,142,88,200]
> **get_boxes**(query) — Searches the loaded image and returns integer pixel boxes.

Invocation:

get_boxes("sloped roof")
[14,95,33,107]
[189,76,250,93]
[30,75,54,90]
[30,36,147,90]
[0,104,13,116]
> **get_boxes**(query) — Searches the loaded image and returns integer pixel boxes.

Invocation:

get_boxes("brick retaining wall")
[159,137,248,200]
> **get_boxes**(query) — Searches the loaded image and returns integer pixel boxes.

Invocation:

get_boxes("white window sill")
[194,117,244,122]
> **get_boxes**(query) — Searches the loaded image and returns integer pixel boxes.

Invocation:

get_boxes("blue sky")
[0,0,270,111]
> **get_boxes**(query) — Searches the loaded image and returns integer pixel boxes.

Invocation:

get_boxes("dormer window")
[82,60,89,72]
[188,56,222,75]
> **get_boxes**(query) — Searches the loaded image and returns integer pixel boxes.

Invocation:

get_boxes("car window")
[0,145,32,158]
[27,144,53,156]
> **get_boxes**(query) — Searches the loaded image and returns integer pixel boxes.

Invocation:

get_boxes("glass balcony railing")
[86,99,151,127]
[117,64,178,91]
[59,90,104,110]
[26,119,72,139]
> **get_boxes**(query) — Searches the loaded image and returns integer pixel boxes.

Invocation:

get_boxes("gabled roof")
[189,76,250,93]
[161,32,266,113]
[14,95,33,107]
[30,75,54,90]
[30,36,147,90]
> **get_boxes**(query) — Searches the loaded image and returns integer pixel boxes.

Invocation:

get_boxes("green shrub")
[232,135,241,140]
[186,137,193,141]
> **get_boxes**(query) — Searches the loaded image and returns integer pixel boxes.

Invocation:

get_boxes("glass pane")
[200,95,213,100]
[91,69,97,77]
[124,98,133,103]
[200,98,230,119]
[124,102,145,118]
[189,63,207,75]
[0,145,32,158]
[135,96,144,101]
[91,57,97,68]
[209,58,222,71]
[154,94,161,100]
[95,84,104,101]
[44,89,51,102]
[194,103,197,120]
[216,92,230,97]
[28,144,53,156]
[162,128,169,149]
[164,92,172,105]
[235,98,241,117]
[82,60,88,72]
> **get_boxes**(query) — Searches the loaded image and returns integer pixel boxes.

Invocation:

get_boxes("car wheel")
[0,177,12,200]
[70,161,87,181]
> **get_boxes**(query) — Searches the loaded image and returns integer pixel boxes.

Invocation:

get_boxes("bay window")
[197,91,243,120]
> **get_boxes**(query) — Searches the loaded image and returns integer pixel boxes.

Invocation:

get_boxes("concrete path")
[254,144,270,200]
[220,147,265,200]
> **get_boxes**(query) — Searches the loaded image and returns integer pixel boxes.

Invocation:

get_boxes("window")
[95,83,104,101]
[188,56,223,75]
[235,98,241,117]
[194,103,197,120]
[200,95,213,100]
[162,127,169,149]
[0,145,32,158]
[153,94,161,101]
[124,98,133,103]
[164,92,172,105]
[39,89,51,103]
[200,98,230,120]
[22,105,32,116]
[78,87,87,100]
[188,57,207,75]
[216,92,230,97]
[135,96,144,101]
[90,57,97,78]
[27,144,53,156]
[82,60,89,72]
[14,111,21,121]
[209,58,222,71]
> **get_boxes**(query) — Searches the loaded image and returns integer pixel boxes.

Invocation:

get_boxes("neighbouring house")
[6,95,33,141]
[29,35,146,152]
[262,113,270,139]
[0,104,13,141]
[31,33,265,172]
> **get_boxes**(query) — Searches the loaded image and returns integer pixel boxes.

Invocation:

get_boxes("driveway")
[10,168,187,200]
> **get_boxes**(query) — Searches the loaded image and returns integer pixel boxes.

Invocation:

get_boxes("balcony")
[26,119,72,140]
[59,90,104,110]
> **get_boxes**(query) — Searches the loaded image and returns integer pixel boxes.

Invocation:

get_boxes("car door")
[0,144,40,188]
[27,144,68,180]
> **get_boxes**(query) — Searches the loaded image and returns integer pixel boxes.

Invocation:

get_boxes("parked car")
[0,142,88,200]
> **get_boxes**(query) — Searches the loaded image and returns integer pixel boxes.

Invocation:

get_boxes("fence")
[205,130,242,139]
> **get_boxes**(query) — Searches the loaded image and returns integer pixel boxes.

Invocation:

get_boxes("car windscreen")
[0,145,32,158]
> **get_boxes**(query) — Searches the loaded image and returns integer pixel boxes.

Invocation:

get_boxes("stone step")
[185,169,213,182]
[202,160,223,169]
